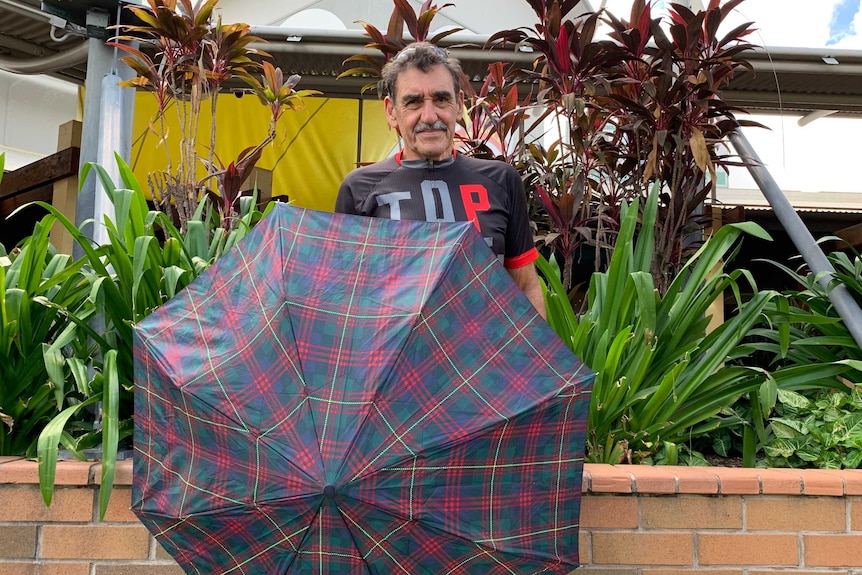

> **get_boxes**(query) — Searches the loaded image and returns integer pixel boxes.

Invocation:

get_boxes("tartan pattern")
[133,204,594,574]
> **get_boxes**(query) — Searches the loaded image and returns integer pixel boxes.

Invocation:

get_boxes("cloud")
[826,0,860,45]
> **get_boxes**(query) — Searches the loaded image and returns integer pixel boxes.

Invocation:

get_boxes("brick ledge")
[1,457,860,496]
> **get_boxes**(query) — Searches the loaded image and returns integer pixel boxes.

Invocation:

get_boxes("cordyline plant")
[110,0,318,229]
[485,0,762,292]
[600,0,762,290]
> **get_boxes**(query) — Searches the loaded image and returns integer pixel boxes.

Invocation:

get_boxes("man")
[335,42,546,318]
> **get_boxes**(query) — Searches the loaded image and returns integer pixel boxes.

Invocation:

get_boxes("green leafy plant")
[26,154,273,519]
[1,156,93,457]
[535,188,849,464]
[751,248,862,378]
[701,245,862,466]
[762,387,862,469]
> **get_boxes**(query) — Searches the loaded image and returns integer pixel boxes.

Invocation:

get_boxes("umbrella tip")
[323,484,337,498]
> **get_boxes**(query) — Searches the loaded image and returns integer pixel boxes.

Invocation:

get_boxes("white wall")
[0,69,78,170]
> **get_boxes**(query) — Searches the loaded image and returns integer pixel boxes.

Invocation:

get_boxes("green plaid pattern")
[133,204,593,574]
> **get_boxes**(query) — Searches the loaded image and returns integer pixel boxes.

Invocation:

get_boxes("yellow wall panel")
[130,94,398,211]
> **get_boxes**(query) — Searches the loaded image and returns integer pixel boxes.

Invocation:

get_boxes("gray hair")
[380,42,463,99]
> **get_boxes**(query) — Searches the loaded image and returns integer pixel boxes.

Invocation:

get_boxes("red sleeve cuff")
[504,247,539,269]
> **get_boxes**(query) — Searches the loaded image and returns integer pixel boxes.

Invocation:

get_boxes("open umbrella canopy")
[132,204,594,575]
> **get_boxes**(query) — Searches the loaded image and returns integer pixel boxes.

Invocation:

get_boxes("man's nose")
[419,98,438,122]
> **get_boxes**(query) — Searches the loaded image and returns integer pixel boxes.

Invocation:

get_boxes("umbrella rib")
[337,505,417,574]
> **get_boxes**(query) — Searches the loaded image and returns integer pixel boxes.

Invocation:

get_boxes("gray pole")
[728,129,862,350]
[75,8,134,251]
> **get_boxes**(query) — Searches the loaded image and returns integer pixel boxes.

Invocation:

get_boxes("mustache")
[414,120,448,133]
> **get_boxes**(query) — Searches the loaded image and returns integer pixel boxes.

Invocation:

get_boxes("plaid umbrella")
[132,204,593,575]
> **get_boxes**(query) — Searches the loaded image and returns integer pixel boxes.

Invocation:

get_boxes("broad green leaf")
[37,395,102,506]
[99,350,119,520]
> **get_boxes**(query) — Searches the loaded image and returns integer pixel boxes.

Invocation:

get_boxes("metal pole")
[728,128,862,350]
[76,8,134,253]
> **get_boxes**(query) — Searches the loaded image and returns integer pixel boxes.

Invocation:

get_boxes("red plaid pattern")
[133,205,593,574]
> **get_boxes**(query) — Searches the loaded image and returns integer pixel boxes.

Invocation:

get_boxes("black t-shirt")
[335,153,538,269]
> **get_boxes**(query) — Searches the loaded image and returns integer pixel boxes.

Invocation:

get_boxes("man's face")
[385,64,463,162]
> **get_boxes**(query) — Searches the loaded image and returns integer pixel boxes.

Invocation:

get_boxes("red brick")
[804,534,862,567]
[757,468,803,495]
[746,497,845,531]
[100,487,137,523]
[53,462,98,486]
[580,495,638,529]
[644,571,742,575]
[587,464,632,494]
[799,470,846,496]
[813,469,862,495]
[641,495,741,530]
[40,525,150,560]
[698,534,799,566]
[0,563,90,575]
[575,570,638,575]
[93,460,133,487]
[750,572,851,575]
[0,526,37,558]
[579,529,589,565]
[670,466,719,494]
[714,468,761,495]
[591,532,693,565]
[0,459,41,484]
[852,499,862,531]
[0,487,92,522]
[618,465,677,494]
[0,460,95,486]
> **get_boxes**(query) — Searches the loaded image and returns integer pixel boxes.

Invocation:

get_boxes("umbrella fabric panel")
[307,499,575,575]
[277,209,477,482]
[134,215,289,390]
[133,216,326,517]
[142,500,322,575]
[339,388,587,571]
[133,329,324,515]
[133,204,594,575]
[340,229,591,481]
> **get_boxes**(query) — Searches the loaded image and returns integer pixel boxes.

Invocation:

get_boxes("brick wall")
[0,456,860,574]
[579,464,862,575]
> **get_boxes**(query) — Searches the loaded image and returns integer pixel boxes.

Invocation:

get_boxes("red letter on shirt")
[460,185,490,231]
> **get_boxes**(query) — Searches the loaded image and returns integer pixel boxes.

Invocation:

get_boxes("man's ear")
[384,96,399,131]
